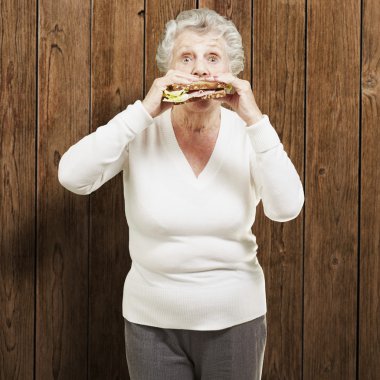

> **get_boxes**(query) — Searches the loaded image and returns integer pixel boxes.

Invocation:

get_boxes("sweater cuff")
[118,99,154,135]
[245,114,281,153]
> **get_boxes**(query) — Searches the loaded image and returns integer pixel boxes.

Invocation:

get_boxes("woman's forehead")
[174,30,225,49]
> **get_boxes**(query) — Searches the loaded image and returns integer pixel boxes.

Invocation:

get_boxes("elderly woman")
[58,8,304,380]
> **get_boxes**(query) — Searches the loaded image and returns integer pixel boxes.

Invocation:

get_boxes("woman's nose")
[191,63,210,77]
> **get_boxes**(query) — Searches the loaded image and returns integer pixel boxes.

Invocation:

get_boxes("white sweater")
[58,99,304,331]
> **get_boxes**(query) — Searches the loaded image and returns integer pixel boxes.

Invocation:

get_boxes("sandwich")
[162,80,234,104]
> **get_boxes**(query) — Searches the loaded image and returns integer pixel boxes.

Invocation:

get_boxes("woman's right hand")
[142,70,200,118]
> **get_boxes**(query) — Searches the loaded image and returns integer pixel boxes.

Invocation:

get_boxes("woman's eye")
[181,55,218,63]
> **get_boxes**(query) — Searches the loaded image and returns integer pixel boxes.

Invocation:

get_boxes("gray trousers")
[124,313,267,380]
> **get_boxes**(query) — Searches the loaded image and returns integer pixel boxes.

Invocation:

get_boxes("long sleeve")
[246,115,304,222]
[58,99,154,195]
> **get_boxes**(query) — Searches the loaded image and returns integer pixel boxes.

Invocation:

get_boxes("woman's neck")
[171,104,221,137]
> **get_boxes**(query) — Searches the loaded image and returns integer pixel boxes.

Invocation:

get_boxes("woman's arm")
[58,100,153,195]
[247,115,305,222]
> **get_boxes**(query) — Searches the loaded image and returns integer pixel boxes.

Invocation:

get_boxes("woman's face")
[168,30,230,112]
[169,30,230,77]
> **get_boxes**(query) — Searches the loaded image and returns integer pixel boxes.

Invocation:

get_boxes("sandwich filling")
[162,82,234,103]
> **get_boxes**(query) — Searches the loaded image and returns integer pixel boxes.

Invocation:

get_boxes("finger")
[176,74,200,81]
[166,70,199,81]
[213,97,226,106]
[218,93,233,105]
[218,75,252,96]
[215,73,246,91]
[213,73,238,85]
[160,101,173,112]
[171,73,199,81]
[156,77,191,91]
[159,74,200,89]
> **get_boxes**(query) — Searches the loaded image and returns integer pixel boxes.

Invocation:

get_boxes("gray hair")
[156,8,244,76]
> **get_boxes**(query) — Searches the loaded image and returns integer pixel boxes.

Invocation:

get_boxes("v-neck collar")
[160,106,229,189]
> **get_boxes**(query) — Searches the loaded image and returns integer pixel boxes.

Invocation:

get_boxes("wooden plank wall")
[1,0,379,379]
[304,0,360,378]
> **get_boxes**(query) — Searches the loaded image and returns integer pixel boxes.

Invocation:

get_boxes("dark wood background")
[1,0,379,379]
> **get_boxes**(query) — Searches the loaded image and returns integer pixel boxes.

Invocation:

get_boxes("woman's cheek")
[174,62,190,71]
[219,61,230,72]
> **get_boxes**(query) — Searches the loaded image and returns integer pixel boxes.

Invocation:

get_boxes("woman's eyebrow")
[177,46,222,54]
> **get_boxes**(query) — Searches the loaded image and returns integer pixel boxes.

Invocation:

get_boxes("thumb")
[161,101,173,113]
[219,94,233,106]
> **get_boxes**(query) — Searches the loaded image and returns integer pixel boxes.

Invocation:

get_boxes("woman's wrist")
[141,99,155,118]
[245,112,264,126]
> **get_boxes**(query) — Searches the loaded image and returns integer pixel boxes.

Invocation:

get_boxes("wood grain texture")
[38,0,90,379]
[359,0,380,378]
[89,0,144,379]
[253,1,305,379]
[0,0,37,378]
[304,0,360,379]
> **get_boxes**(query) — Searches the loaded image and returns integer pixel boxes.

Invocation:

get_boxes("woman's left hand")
[205,73,264,126]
